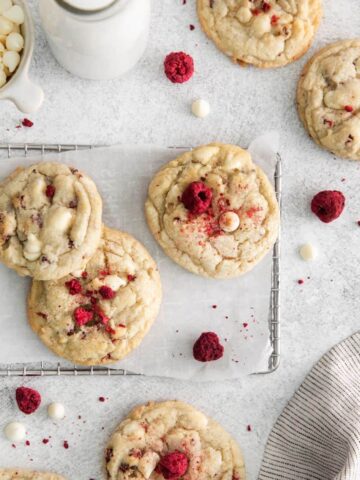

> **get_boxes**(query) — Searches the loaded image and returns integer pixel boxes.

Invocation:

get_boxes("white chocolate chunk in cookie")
[219,211,240,232]
[138,451,160,479]
[89,274,126,292]
[4,5,24,24]
[23,233,42,261]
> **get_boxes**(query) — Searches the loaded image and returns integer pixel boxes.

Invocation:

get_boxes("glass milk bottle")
[39,0,150,80]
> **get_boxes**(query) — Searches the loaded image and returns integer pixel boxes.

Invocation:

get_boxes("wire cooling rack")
[0,143,281,376]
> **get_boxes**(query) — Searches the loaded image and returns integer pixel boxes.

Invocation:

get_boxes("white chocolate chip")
[0,68,6,87]
[236,7,252,23]
[138,451,160,479]
[0,16,13,35]
[3,49,19,72]
[219,211,240,233]
[299,243,317,261]
[47,402,65,420]
[4,5,24,25]
[105,275,126,291]
[191,99,210,118]
[4,422,26,442]
[123,421,144,439]
[6,31,23,51]
[23,233,42,261]
[0,0,12,14]
[46,207,73,233]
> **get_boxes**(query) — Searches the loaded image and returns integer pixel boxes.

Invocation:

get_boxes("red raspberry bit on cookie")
[181,181,213,215]
[344,105,354,112]
[65,279,82,295]
[262,2,271,12]
[45,185,55,198]
[156,451,189,479]
[271,14,279,25]
[99,285,116,300]
[127,274,136,282]
[16,387,41,414]
[94,306,109,325]
[81,271,88,279]
[324,118,334,128]
[193,332,224,362]
[311,190,345,223]
[164,51,194,84]
[251,8,260,15]
[22,118,33,127]
[74,307,93,326]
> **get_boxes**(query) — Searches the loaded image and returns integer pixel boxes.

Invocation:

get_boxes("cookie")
[0,162,102,280]
[28,226,162,366]
[297,39,360,160]
[105,400,245,480]
[145,143,279,278]
[0,470,65,480]
[197,0,322,68]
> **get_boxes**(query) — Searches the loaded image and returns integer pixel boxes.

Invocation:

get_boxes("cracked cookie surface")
[28,226,162,366]
[297,39,360,160]
[145,143,279,279]
[105,400,245,480]
[0,162,102,280]
[0,470,66,480]
[197,0,322,68]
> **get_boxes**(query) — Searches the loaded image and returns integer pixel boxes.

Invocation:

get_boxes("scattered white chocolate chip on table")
[48,402,65,420]
[191,98,210,118]
[219,211,240,233]
[4,421,26,442]
[299,243,317,261]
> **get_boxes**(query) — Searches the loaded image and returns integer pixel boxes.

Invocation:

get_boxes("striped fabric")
[258,332,360,480]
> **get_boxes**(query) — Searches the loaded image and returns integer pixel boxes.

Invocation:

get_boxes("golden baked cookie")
[105,400,246,480]
[145,143,279,279]
[297,39,360,160]
[0,162,102,280]
[197,0,322,68]
[0,470,65,480]
[28,227,162,366]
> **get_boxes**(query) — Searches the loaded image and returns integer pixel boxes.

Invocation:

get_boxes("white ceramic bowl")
[0,0,43,113]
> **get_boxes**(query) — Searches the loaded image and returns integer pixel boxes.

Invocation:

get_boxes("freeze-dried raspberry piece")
[156,451,189,479]
[45,185,55,198]
[16,387,41,414]
[164,52,194,83]
[99,285,116,299]
[181,181,213,215]
[65,279,82,295]
[311,190,345,223]
[193,332,224,362]
[74,307,93,326]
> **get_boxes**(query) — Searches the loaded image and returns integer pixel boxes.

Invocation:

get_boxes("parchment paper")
[0,133,279,380]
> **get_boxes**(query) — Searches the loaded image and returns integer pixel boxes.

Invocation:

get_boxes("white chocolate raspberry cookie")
[0,162,102,280]
[28,227,162,366]
[197,0,322,68]
[145,144,279,279]
[105,401,245,480]
[297,39,360,160]
[0,470,66,480]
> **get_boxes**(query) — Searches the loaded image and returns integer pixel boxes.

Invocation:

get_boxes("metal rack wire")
[0,143,281,376]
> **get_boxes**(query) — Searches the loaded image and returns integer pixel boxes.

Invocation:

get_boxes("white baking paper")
[0,134,279,380]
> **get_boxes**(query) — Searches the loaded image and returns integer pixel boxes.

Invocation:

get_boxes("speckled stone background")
[0,1,360,479]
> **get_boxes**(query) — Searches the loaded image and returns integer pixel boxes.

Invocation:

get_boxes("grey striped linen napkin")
[258,332,360,480]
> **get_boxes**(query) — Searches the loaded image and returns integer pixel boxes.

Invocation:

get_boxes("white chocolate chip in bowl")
[0,0,43,113]
[219,211,240,233]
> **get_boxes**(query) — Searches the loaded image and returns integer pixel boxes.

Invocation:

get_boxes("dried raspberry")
[99,285,116,299]
[189,24,195,30]
[262,2,271,12]
[22,118,33,127]
[16,387,41,415]
[344,105,354,112]
[94,305,109,325]
[193,332,224,362]
[127,274,136,282]
[45,185,55,198]
[271,14,279,25]
[81,271,88,279]
[251,8,260,15]
[63,440,69,449]
[65,279,82,295]
[74,307,93,326]
[181,182,213,215]
[164,52,194,84]
[311,190,345,223]
[156,451,189,480]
